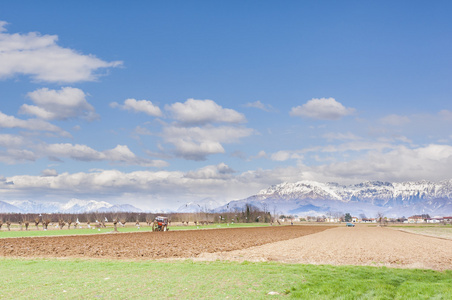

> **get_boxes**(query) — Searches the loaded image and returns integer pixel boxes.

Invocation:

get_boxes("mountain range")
[3,180,452,217]
[0,199,141,214]
[215,180,452,217]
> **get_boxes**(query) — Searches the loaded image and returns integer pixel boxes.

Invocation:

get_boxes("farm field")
[0,225,330,259]
[390,226,452,240]
[195,226,452,271]
[1,225,452,298]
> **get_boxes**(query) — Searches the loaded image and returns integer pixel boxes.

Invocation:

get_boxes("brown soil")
[2,225,451,271]
[0,225,328,259]
[196,226,452,271]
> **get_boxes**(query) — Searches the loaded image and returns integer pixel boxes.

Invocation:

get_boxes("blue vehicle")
[346,222,355,227]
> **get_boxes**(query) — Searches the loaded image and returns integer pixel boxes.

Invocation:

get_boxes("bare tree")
[34,216,40,230]
[42,217,51,230]
[58,218,66,230]
[112,216,119,232]
[376,212,386,226]
[120,214,127,227]
[24,218,30,231]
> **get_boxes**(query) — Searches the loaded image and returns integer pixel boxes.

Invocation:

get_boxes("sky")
[0,0,451,211]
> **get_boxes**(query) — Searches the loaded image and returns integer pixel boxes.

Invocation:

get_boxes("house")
[443,216,452,224]
[326,217,340,223]
[427,218,443,223]
[408,215,425,223]
[351,217,358,223]
[361,218,376,223]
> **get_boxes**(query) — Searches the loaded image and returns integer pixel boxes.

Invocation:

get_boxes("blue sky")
[0,0,451,210]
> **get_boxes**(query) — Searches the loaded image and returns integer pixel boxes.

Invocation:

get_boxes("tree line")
[0,204,272,230]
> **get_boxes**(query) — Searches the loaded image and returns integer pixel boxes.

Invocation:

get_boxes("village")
[282,214,452,224]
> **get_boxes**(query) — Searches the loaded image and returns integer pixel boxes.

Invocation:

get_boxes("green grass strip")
[0,258,450,299]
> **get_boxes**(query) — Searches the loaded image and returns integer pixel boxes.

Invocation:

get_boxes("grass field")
[0,222,271,239]
[390,226,452,240]
[0,258,450,299]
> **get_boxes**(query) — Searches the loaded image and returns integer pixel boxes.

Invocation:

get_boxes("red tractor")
[152,216,169,231]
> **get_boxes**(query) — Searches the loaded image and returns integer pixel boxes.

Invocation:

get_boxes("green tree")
[344,213,352,222]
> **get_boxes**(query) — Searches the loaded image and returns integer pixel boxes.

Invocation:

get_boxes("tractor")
[152,216,169,231]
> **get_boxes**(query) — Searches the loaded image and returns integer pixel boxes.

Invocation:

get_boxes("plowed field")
[197,226,452,271]
[0,225,329,259]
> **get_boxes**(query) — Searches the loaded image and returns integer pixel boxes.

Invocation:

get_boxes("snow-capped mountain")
[176,198,224,213]
[217,180,452,217]
[0,199,142,214]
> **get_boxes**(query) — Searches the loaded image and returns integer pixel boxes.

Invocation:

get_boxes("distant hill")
[176,198,224,213]
[215,180,452,217]
[0,199,142,214]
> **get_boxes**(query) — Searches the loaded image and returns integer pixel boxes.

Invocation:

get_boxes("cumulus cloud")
[20,87,98,121]
[310,144,452,183]
[162,125,254,160]
[0,111,70,137]
[0,166,259,209]
[0,21,122,82]
[0,134,26,148]
[165,99,246,125]
[111,98,162,117]
[184,163,235,179]
[290,98,355,120]
[39,143,104,161]
[36,143,167,167]
[41,168,58,177]
[2,144,452,210]
[270,150,303,161]
[0,149,37,164]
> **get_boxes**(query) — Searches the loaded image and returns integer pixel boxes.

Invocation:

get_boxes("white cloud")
[380,114,411,126]
[0,134,26,148]
[165,99,246,125]
[0,167,259,209]
[0,149,37,164]
[36,143,167,167]
[244,101,276,112]
[322,132,361,141]
[185,163,235,179]
[162,125,254,160]
[270,150,303,161]
[40,143,104,161]
[41,168,58,177]
[20,87,97,121]
[0,111,71,137]
[0,21,122,82]
[250,150,268,160]
[309,144,452,183]
[290,98,355,120]
[439,110,452,121]
[133,126,152,136]
[2,144,452,210]
[113,98,162,117]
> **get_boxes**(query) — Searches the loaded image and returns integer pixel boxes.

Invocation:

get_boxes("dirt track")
[0,226,328,259]
[197,226,452,271]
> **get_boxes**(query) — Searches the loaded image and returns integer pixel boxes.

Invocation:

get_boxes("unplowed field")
[198,226,452,271]
[0,225,329,259]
